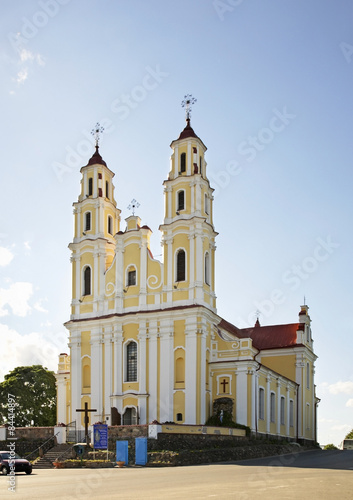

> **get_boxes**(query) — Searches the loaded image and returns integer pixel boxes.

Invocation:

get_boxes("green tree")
[323,443,338,450]
[345,429,353,439]
[0,365,56,426]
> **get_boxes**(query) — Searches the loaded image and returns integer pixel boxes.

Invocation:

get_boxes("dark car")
[0,451,32,475]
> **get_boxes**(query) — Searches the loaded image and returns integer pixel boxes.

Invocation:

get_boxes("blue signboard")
[93,424,108,449]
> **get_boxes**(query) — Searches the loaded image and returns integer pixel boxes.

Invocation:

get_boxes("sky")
[0,0,352,447]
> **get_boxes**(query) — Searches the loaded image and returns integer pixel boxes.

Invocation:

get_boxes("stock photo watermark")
[52,64,169,182]
[7,394,17,492]
[209,106,296,195]
[213,0,246,21]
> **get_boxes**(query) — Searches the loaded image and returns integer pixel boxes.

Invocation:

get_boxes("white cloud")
[328,381,353,395]
[24,241,31,251]
[34,299,48,313]
[0,282,33,317]
[0,247,14,266]
[16,68,28,84]
[331,423,351,432]
[0,324,61,382]
[346,399,353,408]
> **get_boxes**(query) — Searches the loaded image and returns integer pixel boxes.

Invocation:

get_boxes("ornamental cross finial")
[127,198,140,216]
[91,122,104,147]
[181,94,197,121]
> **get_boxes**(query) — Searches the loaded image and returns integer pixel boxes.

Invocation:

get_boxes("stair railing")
[25,432,59,462]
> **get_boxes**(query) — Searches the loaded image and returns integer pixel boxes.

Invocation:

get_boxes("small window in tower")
[83,266,91,296]
[177,190,185,211]
[176,249,186,282]
[180,153,186,173]
[108,215,113,235]
[205,252,210,285]
[127,268,136,286]
[88,177,93,196]
[205,193,209,215]
[176,413,183,422]
[106,181,109,199]
[199,156,202,175]
[85,212,91,231]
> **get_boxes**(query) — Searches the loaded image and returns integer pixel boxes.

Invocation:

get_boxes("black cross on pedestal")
[220,378,229,393]
[76,402,97,445]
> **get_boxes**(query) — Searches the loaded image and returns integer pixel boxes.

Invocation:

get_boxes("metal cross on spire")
[181,94,197,121]
[91,122,104,147]
[127,199,140,216]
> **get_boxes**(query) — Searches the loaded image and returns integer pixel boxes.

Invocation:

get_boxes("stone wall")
[7,427,54,440]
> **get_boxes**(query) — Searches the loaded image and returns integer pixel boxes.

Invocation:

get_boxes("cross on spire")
[128,199,140,216]
[91,122,104,147]
[181,94,197,122]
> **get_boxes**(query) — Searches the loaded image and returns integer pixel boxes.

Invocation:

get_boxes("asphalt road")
[1,450,352,500]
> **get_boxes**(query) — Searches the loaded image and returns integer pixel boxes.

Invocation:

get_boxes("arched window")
[177,190,185,211]
[88,177,93,196]
[82,364,91,388]
[105,180,109,199]
[180,152,186,173]
[270,392,276,423]
[176,250,186,282]
[126,342,137,382]
[85,212,91,231]
[108,215,113,235]
[259,388,265,420]
[204,252,210,285]
[123,407,137,425]
[280,396,285,425]
[83,266,91,296]
[175,357,184,383]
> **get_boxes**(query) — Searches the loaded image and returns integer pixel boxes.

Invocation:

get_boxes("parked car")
[0,451,32,475]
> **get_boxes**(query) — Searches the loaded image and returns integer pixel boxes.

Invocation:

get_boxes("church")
[56,99,318,443]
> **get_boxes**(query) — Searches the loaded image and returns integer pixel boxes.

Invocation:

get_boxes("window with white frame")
[126,266,136,286]
[259,388,265,420]
[176,249,186,282]
[180,152,186,173]
[83,266,91,296]
[177,190,185,211]
[270,392,276,423]
[204,252,210,285]
[108,215,113,235]
[84,211,91,231]
[280,396,285,425]
[88,177,93,196]
[126,341,137,382]
[289,400,294,427]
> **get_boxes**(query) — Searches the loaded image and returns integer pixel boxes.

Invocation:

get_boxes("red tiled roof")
[86,146,107,167]
[218,317,300,350]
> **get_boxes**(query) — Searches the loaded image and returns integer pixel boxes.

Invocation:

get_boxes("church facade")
[56,112,318,443]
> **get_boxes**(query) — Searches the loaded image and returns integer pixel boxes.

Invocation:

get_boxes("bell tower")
[69,123,121,318]
[160,96,217,311]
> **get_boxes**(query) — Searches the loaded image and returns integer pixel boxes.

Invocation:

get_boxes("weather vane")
[127,199,140,216]
[91,122,104,147]
[181,94,197,121]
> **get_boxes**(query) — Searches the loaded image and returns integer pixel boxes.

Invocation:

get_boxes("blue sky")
[0,0,352,446]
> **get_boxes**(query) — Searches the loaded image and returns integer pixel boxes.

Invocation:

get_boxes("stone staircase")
[33,444,73,469]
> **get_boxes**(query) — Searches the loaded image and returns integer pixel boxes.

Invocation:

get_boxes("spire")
[85,122,107,167]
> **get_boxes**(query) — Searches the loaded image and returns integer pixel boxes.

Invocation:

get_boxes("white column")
[159,319,174,422]
[200,328,206,424]
[187,142,192,175]
[90,328,103,421]
[139,240,147,307]
[236,368,248,426]
[148,322,158,422]
[93,250,99,314]
[115,241,124,312]
[266,375,271,434]
[195,229,203,300]
[104,330,112,424]
[251,370,256,431]
[188,232,195,301]
[165,235,173,303]
[113,325,123,396]
[195,178,202,215]
[69,334,81,428]
[276,380,281,436]
[185,319,197,424]
[296,356,304,438]
[174,146,179,177]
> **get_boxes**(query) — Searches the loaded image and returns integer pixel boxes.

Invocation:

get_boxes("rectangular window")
[270,393,276,423]
[259,388,265,420]
[88,177,93,196]
[106,180,109,199]
[180,153,186,173]
[280,396,285,426]
[289,400,294,427]
[177,191,185,211]
[108,216,113,235]
[126,342,137,382]
[85,212,91,231]
[128,270,136,286]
